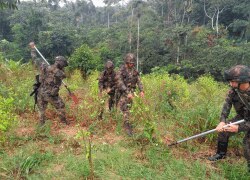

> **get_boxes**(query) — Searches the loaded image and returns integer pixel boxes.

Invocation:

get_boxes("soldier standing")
[37,56,69,125]
[116,53,144,136]
[98,60,117,119]
[208,65,250,171]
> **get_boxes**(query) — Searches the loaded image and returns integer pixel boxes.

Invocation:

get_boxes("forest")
[1,0,250,77]
[0,0,250,179]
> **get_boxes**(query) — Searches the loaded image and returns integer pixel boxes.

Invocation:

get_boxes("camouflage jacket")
[116,65,143,95]
[98,70,117,94]
[237,89,250,111]
[38,63,66,96]
[220,87,250,132]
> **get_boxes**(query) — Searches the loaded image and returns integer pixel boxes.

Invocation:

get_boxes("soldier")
[98,60,117,119]
[208,65,250,171]
[116,53,144,136]
[37,56,69,125]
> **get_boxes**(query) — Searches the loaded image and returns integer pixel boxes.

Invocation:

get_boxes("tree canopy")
[1,0,250,79]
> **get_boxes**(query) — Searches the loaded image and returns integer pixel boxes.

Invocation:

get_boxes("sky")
[92,0,105,7]
[92,0,129,7]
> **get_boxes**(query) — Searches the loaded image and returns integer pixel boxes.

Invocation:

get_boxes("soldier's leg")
[98,94,106,120]
[37,95,48,125]
[108,94,115,111]
[208,117,240,161]
[115,91,120,108]
[243,132,250,172]
[50,96,69,125]
[208,131,235,161]
[119,95,133,136]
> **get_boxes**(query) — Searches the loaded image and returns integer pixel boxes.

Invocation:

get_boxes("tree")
[0,10,12,40]
[0,0,20,9]
[69,44,101,78]
[203,0,232,36]
[103,0,121,28]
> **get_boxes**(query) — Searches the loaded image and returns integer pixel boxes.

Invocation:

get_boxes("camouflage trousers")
[108,93,118,110]
[217,117,250,163]
[119,94,133,123]
[37,92,66,124]
[98,93,118,120]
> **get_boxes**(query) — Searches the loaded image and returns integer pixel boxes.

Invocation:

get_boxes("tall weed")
[0,95,16,142]
[0,59,34,112]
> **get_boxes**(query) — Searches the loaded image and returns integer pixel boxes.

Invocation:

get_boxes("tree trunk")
[181,5,186,26]
[137,17,140,71]
[177,45,179,64]
[108,11,110,28]
[129,7,134,52]
[215,7,224,37]
[203,0,215,30]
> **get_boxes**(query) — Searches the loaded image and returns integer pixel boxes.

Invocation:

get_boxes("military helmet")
[124,53,136,64]
[54,56,68,69]
[224,65,250,83]
[105,60,114,70]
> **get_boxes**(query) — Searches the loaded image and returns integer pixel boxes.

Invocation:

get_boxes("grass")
[0,62,249,179]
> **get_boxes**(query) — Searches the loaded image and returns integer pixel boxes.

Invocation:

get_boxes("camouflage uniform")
[98,61,117,119]
[215,88,250,155]
[209,65,250,171]
[37,56,69,125]
[116,53,144,135]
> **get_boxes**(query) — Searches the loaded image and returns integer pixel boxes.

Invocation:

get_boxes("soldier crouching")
[208,65,250,172]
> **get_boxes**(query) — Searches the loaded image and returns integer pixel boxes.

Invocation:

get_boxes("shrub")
[69,44,101,78]
[0,95,16,142]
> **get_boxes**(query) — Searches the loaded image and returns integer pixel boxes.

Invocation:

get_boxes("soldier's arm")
[98,72,105,92]
[220,89,234,123]
[29,42,37,59]
[39,63,48,82]
[55,69,66,79]
[116,69,128,95]
[31,49,37,60]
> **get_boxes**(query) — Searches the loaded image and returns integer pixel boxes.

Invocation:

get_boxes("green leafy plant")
[0,95,16,142]
[69,44,101,78]
[75,128,94,179]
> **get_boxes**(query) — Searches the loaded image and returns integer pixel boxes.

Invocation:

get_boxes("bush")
[69,44,101,78]
[0,95,16,142]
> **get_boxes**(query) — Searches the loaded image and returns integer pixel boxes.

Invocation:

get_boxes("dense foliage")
[1,58,246,179]
[1,1,249,179]
[0,0,249,79]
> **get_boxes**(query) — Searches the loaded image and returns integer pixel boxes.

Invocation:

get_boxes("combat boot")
[123,121,133,136]
[208,142,228,161]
